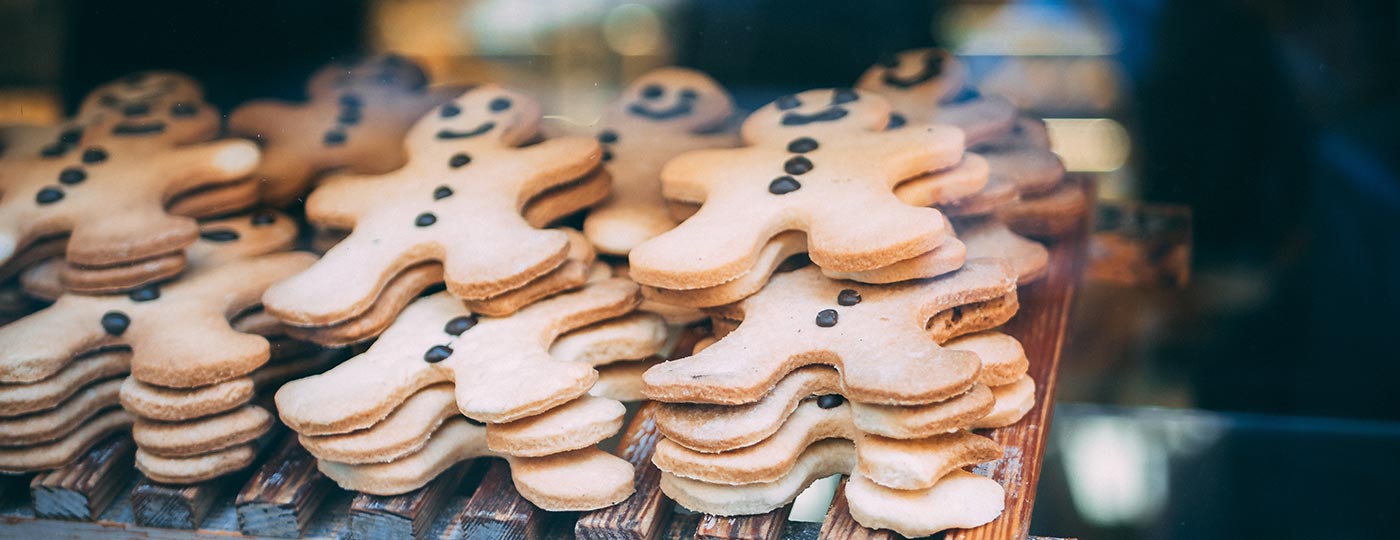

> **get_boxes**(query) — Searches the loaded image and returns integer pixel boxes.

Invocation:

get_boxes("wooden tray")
[0,222,1083,540]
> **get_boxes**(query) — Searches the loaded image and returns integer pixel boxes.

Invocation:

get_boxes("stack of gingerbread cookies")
[628,85,1045,537]
[267,86,668,510]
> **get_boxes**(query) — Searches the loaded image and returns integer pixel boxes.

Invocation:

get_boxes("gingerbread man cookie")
[643,260,1017,406]
[0,116,260,268]
[263,85,603,326]
[230,54,462,205]
[856,48,1017,145]
[275,277,640,433]
[570,67,737,255]
[0,252,315,387]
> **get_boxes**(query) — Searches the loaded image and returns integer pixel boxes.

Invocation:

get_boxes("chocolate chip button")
[100,311,130,336]
[81,147,109,164]
[58,167,86,185]
[40,143,68,158]
[339,94,363,108]
[171,102,198,117]
[323,130,347,146]
[784,156,813,175]
[489,97,512,111]
[251,212,276,225]
[602,150,613,162]
[769,176,801,195]
[35,187,64,204]
[787,137,818,153]
[775,95,801,111]
[597,130,618,144]
[415,213,437,227]
[200,229,240,242]
[950,86,981,104]
[815,309,838,327]
[440,103,461,118]
[837,289,862,306]
[444,314,478,335]
[449,153,471,168]
[59,128,83,144]
[887,113,907,129]
[816,395,845,409]
[338,109,361,125]
[423,345,453,363]
[433,186,453,200]
[832,88,859,104]
[128,285,160,302]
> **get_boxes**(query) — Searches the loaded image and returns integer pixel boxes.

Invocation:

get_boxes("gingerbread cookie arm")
[263,227,428,326]
[160,138,262,196]
[628,192,787,289]
[802,186,948,272]
[0,297,117,383]
[303,172,401,229]
[227,99,296,139]
[439,222,569,300]
[65,201,198,266]
[494,136,603,199]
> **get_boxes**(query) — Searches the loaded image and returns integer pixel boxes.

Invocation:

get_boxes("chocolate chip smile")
[628,95,696,120]
[112,122,167,136]
[780,107,848,126]
[435,121,496,140]
[881,52,945,89]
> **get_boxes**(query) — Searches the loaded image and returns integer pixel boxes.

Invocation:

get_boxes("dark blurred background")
[2,1,1397,538]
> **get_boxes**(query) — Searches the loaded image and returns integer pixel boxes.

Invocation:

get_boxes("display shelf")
[0,214,1083,540]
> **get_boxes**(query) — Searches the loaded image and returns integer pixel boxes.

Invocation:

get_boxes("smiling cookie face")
[77,71,217,146]
[740,88,890,145]
[405,85,542,152]
[306,54,430,99]
[856,48,969,108]
[608,68,733,132]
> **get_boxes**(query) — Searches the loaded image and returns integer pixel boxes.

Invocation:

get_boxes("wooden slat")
[574,324,708,540]
[129,474,233,530]
[451,459,546,540]
[348,462,467,540]
[944,220,1086,540]
[234,435,333,538]
[695,507,791,540]
[29,434,135,521]
[815,479,894,540]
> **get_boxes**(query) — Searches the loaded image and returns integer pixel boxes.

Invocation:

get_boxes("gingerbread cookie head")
[856,48,968,110]
[76,71,218,147]
[404,84,542,155]
[605,67,733,133]
[740,88,890,145]
[306,54,430,99]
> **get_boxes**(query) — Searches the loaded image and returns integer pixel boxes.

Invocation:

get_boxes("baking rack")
[0,213,1083,540]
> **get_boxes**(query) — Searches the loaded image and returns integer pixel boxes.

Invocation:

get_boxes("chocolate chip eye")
[489,97,512,112]
[887,113,907,129]
[597,130,618,144]
[775,95,801,111]
[440,103,461,118]
[81,147,109,164]
[679,88,698,100]
[415,213,437,227]
[831,89,859,105]
[878,53,899,68]
[641,84,664,100]
[200,229,240,242]
[251,211,276,225]
[170,102,198,117]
